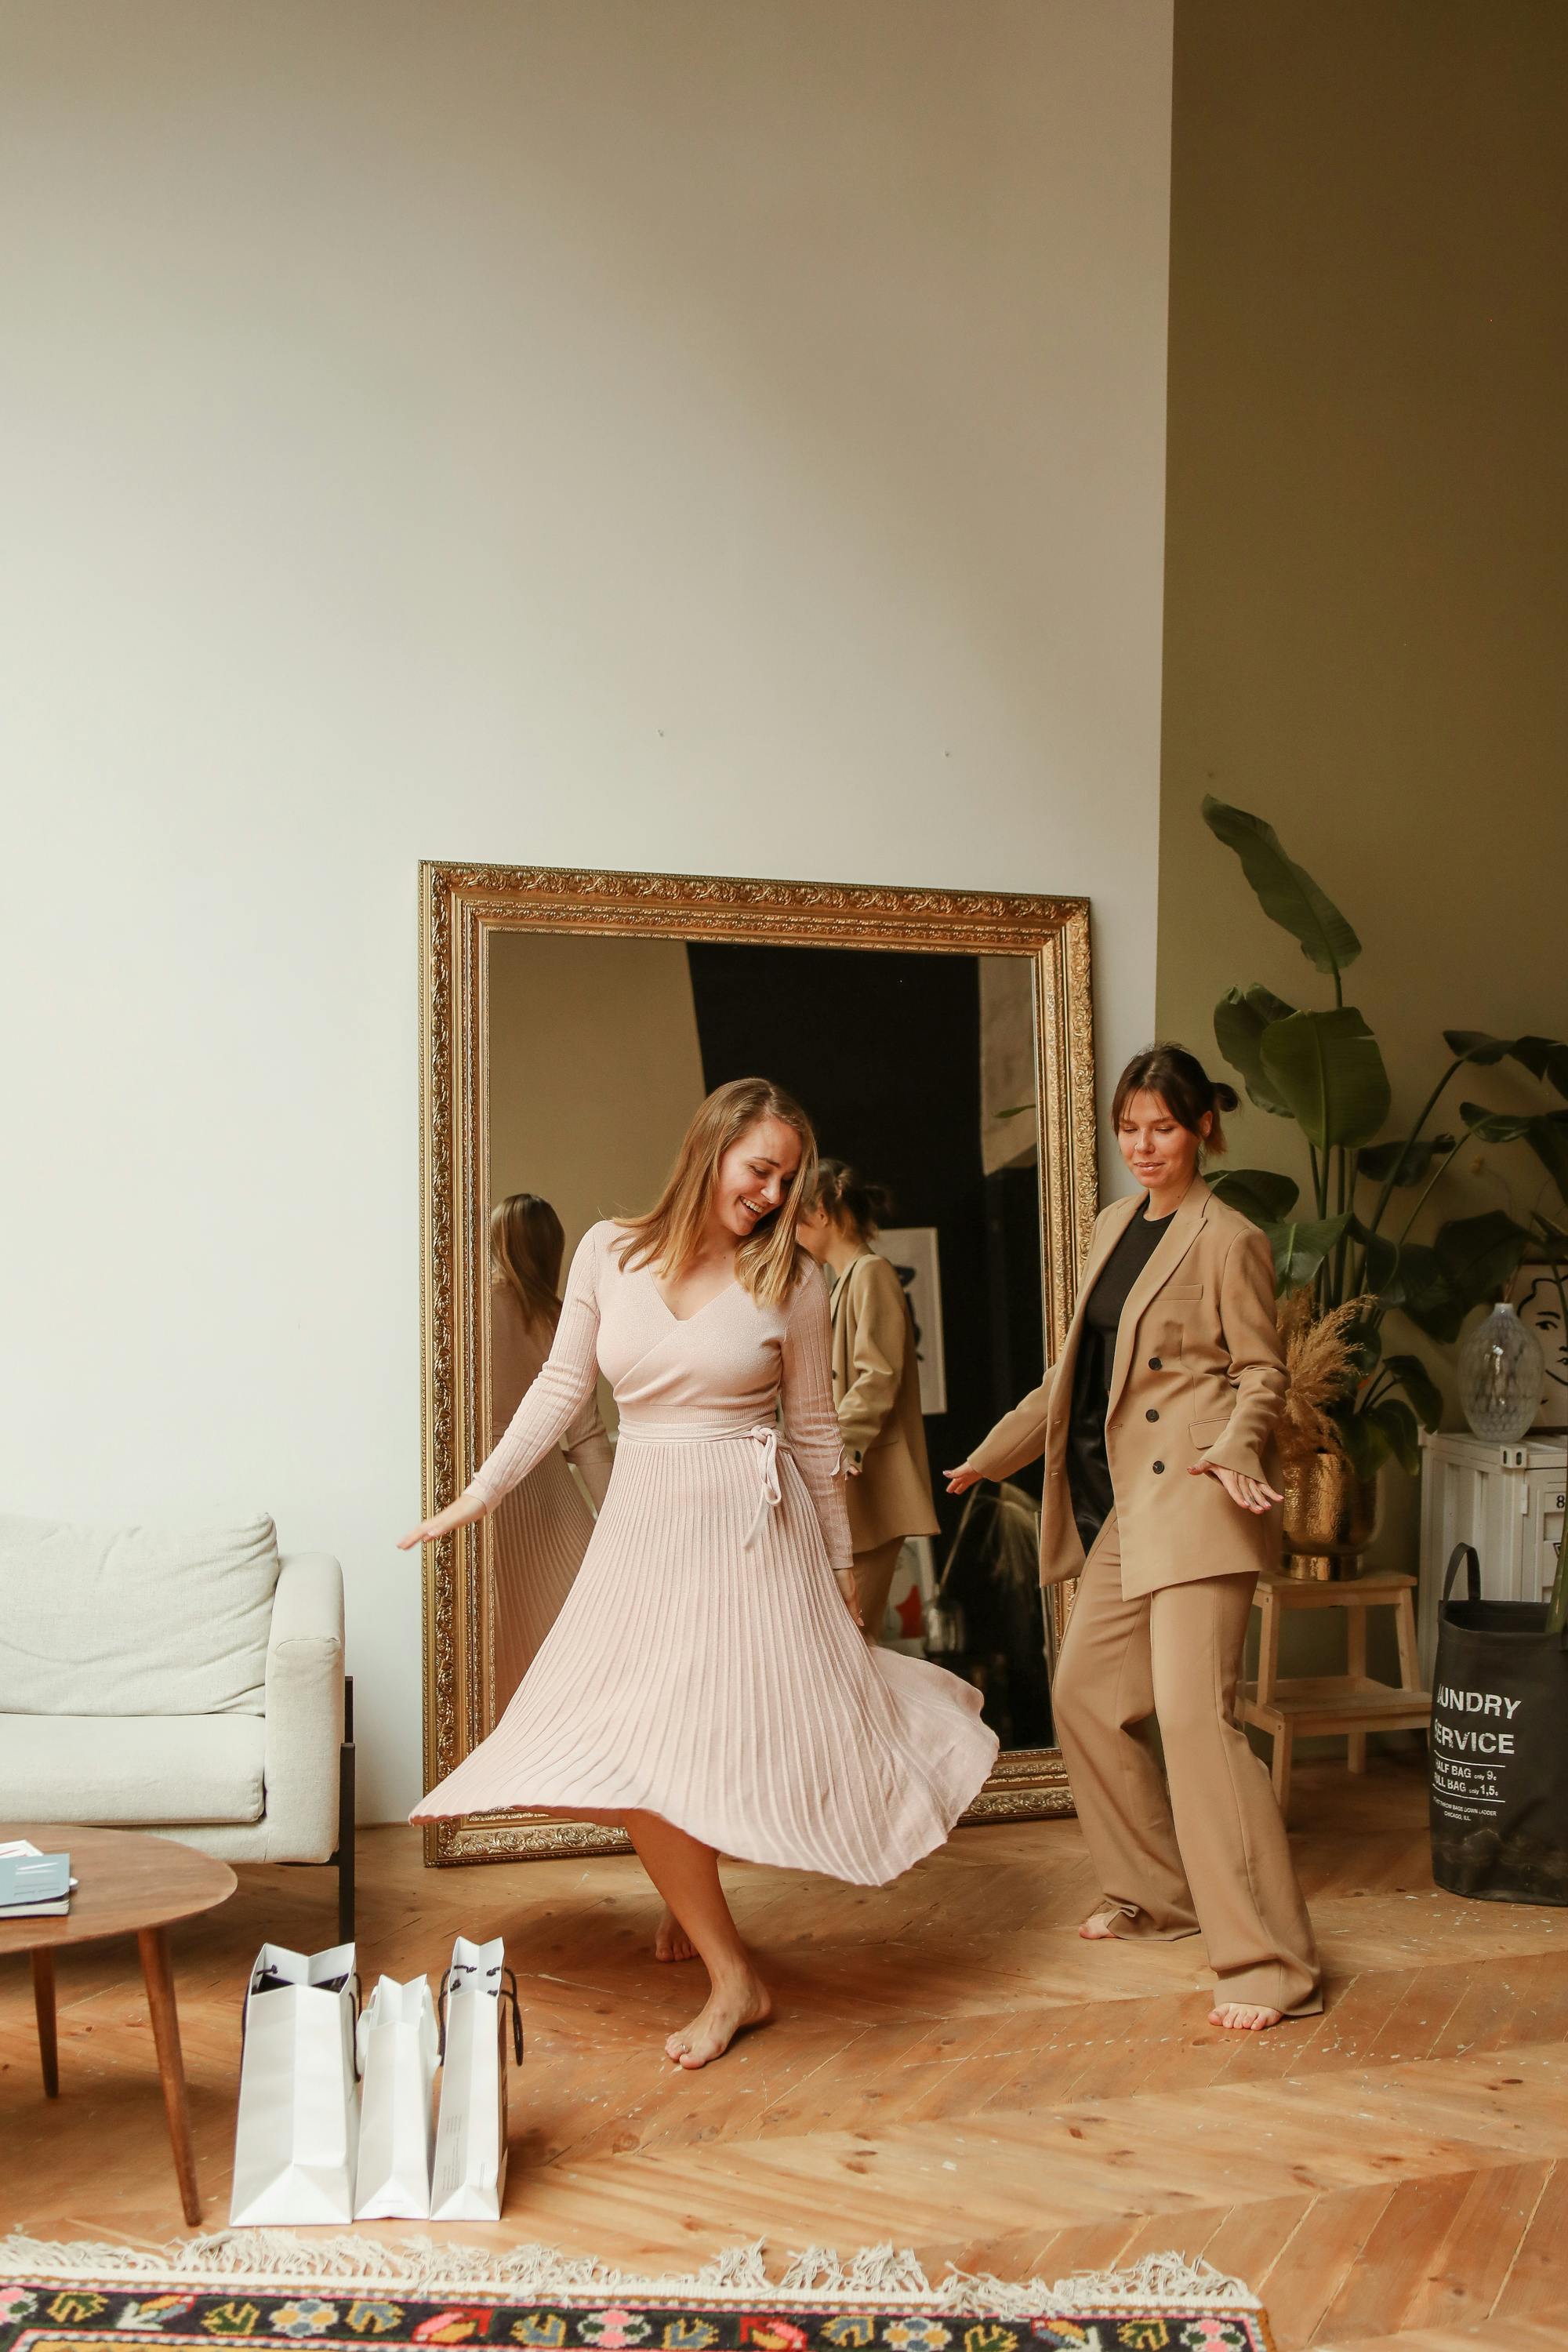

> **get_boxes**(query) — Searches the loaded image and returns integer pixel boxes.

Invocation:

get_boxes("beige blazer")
[964,1174,1285,1601]
[830,1252,941,1553]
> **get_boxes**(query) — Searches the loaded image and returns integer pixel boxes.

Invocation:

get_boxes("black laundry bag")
[1429,1542,1568,1906]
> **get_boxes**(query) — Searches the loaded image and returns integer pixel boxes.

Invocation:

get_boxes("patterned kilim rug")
[0,2236,1272,2352]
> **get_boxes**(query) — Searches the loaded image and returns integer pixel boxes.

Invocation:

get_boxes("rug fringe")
[0,2230,1259,2314]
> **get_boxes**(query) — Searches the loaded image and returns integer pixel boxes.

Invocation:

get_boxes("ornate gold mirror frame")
[419,861,1096,1864]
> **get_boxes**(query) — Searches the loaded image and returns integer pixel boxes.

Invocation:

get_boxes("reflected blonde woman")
[797,1162,940,1641]
[402,1078,996,2070]
[487,1193,613,1715]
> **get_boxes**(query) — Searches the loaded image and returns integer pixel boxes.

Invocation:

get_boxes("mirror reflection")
[481,931,1052,1754]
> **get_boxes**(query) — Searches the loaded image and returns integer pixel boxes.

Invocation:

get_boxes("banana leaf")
[1359,1396,1422,1475]
[1433,1209,1532,1302]
[1214,985,1297,1115]
[1508,1035,1568,1097]
[1262,1212,1352,1290]
[1260,1007,1392,1149]
[1357,1133,1456,1185]
[1460,1104,1568,1195]
[1381,1352,1443,1431]
[1392,1243,1472,1343]
[1443,1029,1521,1065]
[1207,1167,1301,1223]
[1203,799,1362,975]
[1339,1409,1392,1480]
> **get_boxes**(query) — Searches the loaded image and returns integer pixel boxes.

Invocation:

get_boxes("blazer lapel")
[1105,1174,1212,1421]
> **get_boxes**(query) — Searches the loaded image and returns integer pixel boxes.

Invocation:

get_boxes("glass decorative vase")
[1458,1301,1545,1441]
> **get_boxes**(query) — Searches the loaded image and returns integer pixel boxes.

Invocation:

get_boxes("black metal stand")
[333,1672,356,1944]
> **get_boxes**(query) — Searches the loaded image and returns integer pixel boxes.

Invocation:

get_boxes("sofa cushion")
[0,1712,266,1824]
[0,1513,280,1716]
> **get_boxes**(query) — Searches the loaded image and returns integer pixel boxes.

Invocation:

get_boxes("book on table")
[0,1843,75,1918]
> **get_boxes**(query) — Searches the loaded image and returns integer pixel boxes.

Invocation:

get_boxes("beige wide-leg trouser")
[1052,1512,1323,2016]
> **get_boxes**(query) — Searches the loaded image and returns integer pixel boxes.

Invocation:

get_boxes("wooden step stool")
[1239,1567,1432,1820]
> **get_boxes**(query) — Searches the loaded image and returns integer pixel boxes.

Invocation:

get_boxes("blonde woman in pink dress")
[401,1077,996,2070]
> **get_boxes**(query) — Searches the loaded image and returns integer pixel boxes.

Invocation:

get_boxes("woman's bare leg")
[654,1907,696,1962]
[622,1809,772,2067]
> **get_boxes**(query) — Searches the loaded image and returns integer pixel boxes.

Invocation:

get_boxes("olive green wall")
[1159,0,1568,1550]
[1157,2,1568,1705]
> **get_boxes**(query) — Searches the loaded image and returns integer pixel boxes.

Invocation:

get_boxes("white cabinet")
[1418,1429,1566,1682]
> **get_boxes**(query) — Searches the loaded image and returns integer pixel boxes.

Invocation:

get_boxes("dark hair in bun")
[1111,1044,1238,1159]
[808,1158,895,1237]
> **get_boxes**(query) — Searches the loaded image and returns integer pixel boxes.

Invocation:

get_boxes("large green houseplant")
[1201,799,1568,1488]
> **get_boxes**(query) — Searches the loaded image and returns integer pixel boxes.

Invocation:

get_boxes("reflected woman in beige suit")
[949,1047,1322,2032]
[488,1195,613,1716]
[797,1163,940,1641]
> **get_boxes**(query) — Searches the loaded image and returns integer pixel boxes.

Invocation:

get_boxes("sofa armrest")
[262,1552,345,1863]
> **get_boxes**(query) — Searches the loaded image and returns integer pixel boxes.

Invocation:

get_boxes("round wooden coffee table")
[1,1823,236,2224]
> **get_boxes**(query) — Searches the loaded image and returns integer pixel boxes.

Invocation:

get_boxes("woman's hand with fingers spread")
[944,1464,982,1495]
[397,1490,488,1551]
[1190,1461,1284,1515]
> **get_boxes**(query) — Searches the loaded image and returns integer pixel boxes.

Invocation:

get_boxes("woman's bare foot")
[1079,1908,1122,1940]
[654,1905,697,1963]
[664,1969,773,2069]
[1209,2001,1284,2031]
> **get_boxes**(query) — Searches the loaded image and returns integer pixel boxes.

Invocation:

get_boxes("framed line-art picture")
[1515,1260,1568,1432]
[873,1224,947,1416]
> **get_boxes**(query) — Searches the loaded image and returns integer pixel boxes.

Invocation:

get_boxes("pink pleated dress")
[413,1221,998,1884]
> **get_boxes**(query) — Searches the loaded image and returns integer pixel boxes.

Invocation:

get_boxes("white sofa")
[0,1513,354,1937]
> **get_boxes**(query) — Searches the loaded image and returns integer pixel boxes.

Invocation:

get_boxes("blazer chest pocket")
[1159,1284,1205,1366]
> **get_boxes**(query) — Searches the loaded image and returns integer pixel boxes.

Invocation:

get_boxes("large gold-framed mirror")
[419,862,1096,1864]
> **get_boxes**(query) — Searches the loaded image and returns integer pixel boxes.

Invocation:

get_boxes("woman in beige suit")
[949,1046,1322,2031]
[488,1194,613,1715]
[797,1163,940,1641]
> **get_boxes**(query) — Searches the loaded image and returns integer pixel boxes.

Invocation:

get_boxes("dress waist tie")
[615,1416,791,1549]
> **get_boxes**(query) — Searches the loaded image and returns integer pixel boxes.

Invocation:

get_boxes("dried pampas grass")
[1276,1290,1368,1463]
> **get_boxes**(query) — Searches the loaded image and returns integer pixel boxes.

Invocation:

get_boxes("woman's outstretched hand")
[1190,1462,1283,1515]
[397,1490,488,1550]
[944,1464,982,1495]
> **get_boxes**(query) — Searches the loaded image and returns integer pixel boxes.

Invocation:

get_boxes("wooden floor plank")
[2,1754,1567,2352]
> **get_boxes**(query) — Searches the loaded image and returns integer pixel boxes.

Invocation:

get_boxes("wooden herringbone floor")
[2,1755,1567,2350]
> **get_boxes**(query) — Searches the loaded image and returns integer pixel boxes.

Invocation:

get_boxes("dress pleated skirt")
[489,1450,597,1718]
[414,1429,999,1886]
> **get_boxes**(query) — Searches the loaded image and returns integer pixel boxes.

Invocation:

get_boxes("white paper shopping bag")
[230,1942,360,2226]
[430,1936,524,2221]
[352,1974,439,2220]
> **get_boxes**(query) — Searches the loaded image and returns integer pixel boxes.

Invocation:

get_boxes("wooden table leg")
[31,1948,58,2098]
[1256,1586,1282,1708]
[1271,1719,1294,1822]
[1395,1588,1421,1690]
[1346,1605,1368,1773]
[138,1926,201,2226]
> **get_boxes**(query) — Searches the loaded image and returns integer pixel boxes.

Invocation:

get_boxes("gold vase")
[1280,1450,1380,1581]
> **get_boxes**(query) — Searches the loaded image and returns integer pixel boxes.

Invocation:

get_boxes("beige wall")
[488,931,708,1424]
[1158,2,1568,1668]
[0,1,1174,1811]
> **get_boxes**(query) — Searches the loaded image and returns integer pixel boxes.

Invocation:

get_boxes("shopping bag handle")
[239,1965,360,2068]
[500,1973,524,2066]
[1443,1542,1481,1604]
[437,1963,524,2065]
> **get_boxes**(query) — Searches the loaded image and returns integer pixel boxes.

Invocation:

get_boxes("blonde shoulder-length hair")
[616,1077,817,1308]
[490,1192,567,1331]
